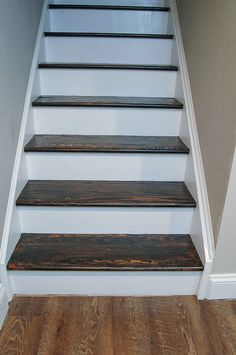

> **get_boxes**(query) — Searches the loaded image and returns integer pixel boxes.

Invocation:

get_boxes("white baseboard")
[0,283,8,330]
[207,274,236,299]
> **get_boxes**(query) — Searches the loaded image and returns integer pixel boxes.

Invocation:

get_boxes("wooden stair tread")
[44,32,174,39]
[7,234,203,271]
[32,96,183,109]
[38,62,178,71]
[25,135,189,154]
[16,180,196,207]
[49,4,170,12]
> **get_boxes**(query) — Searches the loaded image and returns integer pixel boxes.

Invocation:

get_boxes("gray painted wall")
[211,145,236,274]
[176,0,236,242]
[0,0,44,247]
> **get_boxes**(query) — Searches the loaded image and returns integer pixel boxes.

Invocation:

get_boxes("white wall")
[0,282,8,329]
[0,0,44,249]
[211,144,236,274]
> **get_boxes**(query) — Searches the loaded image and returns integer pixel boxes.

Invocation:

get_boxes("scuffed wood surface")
[32,95,183,108]
[16,180,196,207]
[25,135,189,153]
[7,233,203,271]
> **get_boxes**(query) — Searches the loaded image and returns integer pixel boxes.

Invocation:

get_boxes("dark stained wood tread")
[49,4,170,11]
[38,62,178,71]
[32,96,183,109]
[44,32,174,39]
[24,135,189,154]
[16,181,196,207]
[7,234,203,271]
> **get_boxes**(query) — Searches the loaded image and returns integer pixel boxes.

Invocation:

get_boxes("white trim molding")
[0,0,49,299]
[207,274,236,300]
[170,1,215,298]
[0,283,8,330]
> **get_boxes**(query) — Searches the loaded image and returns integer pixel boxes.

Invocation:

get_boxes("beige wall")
[211,145,236,274]
[0,0,44,246]
[176,0,236,241]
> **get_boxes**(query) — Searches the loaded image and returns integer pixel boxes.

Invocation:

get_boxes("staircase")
[3,0,207,296]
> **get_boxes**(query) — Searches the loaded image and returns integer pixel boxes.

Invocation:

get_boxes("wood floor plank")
[113,297,192,354]
[7,234,203,271]
[32,95,183,109]
[2,297,235,355]
[173,296,213,354]
[69,297,113,355]
[39,62,178,70]
[16,180,196,207]
[113,297,155,354]
[199,300,236,355]
[24,135,189,154]
[0,317,28,354]
[44,32,174,39]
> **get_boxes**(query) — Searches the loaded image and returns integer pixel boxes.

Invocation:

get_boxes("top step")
[49,4,170,11]
[44,32,174,39]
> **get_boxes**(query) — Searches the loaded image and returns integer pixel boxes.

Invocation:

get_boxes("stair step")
[7,234,203,271]
[44,32,174,39]
[49,4,170,12]
[38,62,178,71]
[32,96,183,109]
[25,135,189,154]
[16,181,196,207]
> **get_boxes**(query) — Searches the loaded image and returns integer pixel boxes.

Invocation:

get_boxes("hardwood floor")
[0,296,236,354]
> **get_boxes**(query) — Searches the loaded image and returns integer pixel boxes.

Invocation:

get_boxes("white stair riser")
[26,153,187,181]
[9,271,201,296]
[33,108,182,136]
[40,69,177,97]
[45,37,173,64]
[18,207,194,234]
[49,9,169,34]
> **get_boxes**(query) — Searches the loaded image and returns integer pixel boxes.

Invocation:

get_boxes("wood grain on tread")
[38,62,178,71]
[49,4,170,11]
[44,32,174,39]
[16,180,196,207]
[24,135,189,154]
[32,96,183,109]
[7,234,203,271]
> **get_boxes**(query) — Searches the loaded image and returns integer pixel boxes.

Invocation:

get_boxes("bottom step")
[7,234,203,271]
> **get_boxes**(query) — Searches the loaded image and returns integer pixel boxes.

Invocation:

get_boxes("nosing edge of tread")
[48,4,170,12]
[44,32,174,39]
